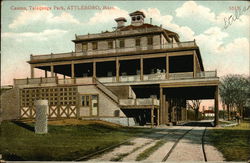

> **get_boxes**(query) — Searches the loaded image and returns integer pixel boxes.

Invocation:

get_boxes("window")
[132,17,136,21]
[137,16,141,20]
[136,38,141,46]
[108,41,113,49]
[82,43,88,51]
[81,95,90,107]
[92,42,98,50]
[119,39,125,48]
[147,37,153,45]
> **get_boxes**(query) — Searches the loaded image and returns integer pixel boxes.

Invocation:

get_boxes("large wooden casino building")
[3,11,220,126]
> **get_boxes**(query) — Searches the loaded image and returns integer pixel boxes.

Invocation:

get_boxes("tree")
[219,74,249,120]
[188,100,201,120]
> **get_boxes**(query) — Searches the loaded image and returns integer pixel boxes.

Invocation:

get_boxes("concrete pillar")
[140,57,144,81]
[116,58,120,82]
[35,100,48,134]
[50,65,54,77]
[71,63,75,78]
[31,65,34,78]
[214,86,219,126]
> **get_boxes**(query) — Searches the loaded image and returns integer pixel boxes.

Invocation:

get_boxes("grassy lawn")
[207,119,250,161]
[0,119,150,161]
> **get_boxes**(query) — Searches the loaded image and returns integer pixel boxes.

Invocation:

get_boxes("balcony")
[14,71,217,88]
[30,41,197,61]
[119,98,160,107]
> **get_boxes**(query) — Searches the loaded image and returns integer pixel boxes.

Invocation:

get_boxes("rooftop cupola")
[115,17,127,28]
[129,11,145,26]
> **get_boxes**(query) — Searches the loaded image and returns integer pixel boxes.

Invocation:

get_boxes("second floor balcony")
[14,71,218,88]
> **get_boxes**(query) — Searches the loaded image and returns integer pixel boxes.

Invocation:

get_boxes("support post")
[160,87,163,124]
[162,95,166,124]
[151,107,154,128]
[50,64,54,77]
[140,57,144,81]
[193,53,196,78]
[31,65,34,78]
[165,99,169,124]
[166,55,169,79]
[45,70,48,78]
[71,63,75,78]
[93,62,96,78]
[157,108,160,126]
[116,57,120,82]
[214,86,219,126]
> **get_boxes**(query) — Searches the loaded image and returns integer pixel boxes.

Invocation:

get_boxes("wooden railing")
[30,41,197,61]
[92,77,119,103]
[119,98,159,106]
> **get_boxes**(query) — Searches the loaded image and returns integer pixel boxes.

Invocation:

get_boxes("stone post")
[35,100,48,134]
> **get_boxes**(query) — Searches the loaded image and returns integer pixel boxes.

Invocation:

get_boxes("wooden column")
[214,86,219,126]
[93,62,96,78]
[157,108,160,126]
[116,58,120,82]
[140,57,144,81]
[45,70,48,78]
[50,64,54,77]
[31,65,34,78]
[166,55,169,79]
[71,63,75,78]
[160,87,163,124]
[162,95,166,124]
[165,100,169,124]
[151,107,154,128]
[193,53,196,78]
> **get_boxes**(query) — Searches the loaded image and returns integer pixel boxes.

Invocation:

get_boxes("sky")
[1,1,249,87]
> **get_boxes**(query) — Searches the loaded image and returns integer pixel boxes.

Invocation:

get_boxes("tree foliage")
[219,74,249,118]
[188,100,201,120]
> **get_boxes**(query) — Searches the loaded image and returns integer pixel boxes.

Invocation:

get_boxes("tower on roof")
[129,11,145,26]
[115,17,127,28]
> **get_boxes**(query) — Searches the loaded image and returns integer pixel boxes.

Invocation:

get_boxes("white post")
[35,100,48,134]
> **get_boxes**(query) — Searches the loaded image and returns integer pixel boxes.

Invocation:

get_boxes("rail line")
[74,128,167,161]
[162,128,193,161]
[202,127,208,162]
[162,127,208,162]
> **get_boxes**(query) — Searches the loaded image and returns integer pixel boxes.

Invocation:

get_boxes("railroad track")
[162,127,208,162]
[75,127,208,162]
[74,128,168,161]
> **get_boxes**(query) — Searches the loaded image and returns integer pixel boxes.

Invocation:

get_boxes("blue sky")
[1,1,249,85]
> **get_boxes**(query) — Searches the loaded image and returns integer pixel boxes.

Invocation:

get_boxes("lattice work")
[19,86,79,119]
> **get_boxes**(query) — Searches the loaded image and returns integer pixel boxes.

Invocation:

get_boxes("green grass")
[0,120,151,161]
[136,139,167,161]
[207,119,250,161]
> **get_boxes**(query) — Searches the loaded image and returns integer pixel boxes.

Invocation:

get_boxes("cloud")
[2,29,68,41]
[175,1,215,22]
[194,26,249,76]
[176,1,249,28]
[142,8,195,40]
[9,9,80,29]
[87,6,129,25]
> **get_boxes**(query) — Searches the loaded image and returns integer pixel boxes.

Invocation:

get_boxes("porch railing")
[30,41,197,61]
[119,98,159,106]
